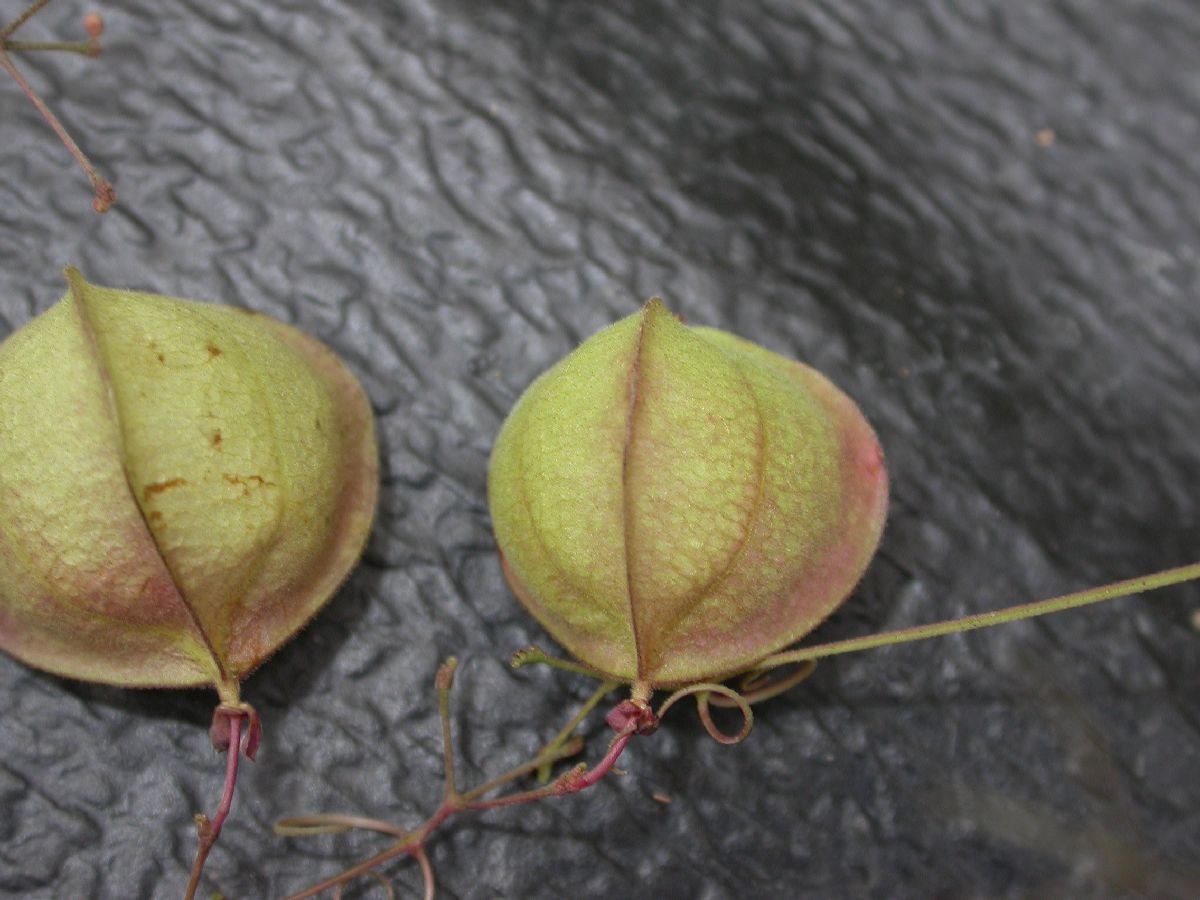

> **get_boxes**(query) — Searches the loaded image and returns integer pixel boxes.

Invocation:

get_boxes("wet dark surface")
[2,2,1199,898]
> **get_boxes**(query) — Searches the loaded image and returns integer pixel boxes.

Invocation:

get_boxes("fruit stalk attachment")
[184,703,261,900]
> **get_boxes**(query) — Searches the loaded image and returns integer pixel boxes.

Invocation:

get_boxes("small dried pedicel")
[488,298,888,688]
[0,268,378,897]
[0,4,114,211]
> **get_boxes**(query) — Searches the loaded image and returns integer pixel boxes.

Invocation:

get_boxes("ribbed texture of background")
[2,2,1198,897]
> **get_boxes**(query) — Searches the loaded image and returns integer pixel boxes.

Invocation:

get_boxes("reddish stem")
[281,712,638,900]
[1,3,115,211]
[184,714,243,900]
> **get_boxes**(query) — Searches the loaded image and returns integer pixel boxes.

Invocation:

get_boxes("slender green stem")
[459,735,584,803]
[274,814,411,839]
[3,39,91,53]
[533,679,619,782]
[282,835,418,900]
[511,645,606,678]
[757,562,1200,671]
[435,659,458,800]
[280,665,636,900]
[1,0,52,40]
[464,732,633,813]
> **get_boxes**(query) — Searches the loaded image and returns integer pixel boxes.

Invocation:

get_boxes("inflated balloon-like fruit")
[489,298,888,688]
[488,299,1198,709]
[0,267,377,694]
[0,268,377,898]
[279,300,1198,900]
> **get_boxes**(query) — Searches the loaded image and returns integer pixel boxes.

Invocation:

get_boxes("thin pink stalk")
[183,715,243,900]
[1,3,114,211]
[280,734,637,900]
[471,732,633,810]
[280,663,639,900]
[415,849,434,900]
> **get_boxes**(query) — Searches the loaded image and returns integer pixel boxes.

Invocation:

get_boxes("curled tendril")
[655,682,754,745]
[707,659,818,709]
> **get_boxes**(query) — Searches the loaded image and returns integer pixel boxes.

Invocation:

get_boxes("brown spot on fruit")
[223,474,274,496]
[211,430,223,449]
[206,344,222,358]
[142,478,187,500]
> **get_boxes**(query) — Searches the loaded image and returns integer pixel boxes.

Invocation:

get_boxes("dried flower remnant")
[1,1,114,211]
[281,300,1199,899]
[0,268,378,898]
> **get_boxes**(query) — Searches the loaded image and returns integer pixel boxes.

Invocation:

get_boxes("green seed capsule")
[488,299,887,688]
[0,268,377,703]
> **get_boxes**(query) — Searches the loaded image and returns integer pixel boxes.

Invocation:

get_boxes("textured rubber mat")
[2,2,1198,898]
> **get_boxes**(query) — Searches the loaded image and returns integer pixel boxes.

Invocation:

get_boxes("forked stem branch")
[1,1,114,211]
[0,0,51,39]
[278,663,632,900]
[277,563,1200,897]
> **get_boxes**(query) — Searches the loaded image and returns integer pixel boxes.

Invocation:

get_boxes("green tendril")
[656,682,754,745]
